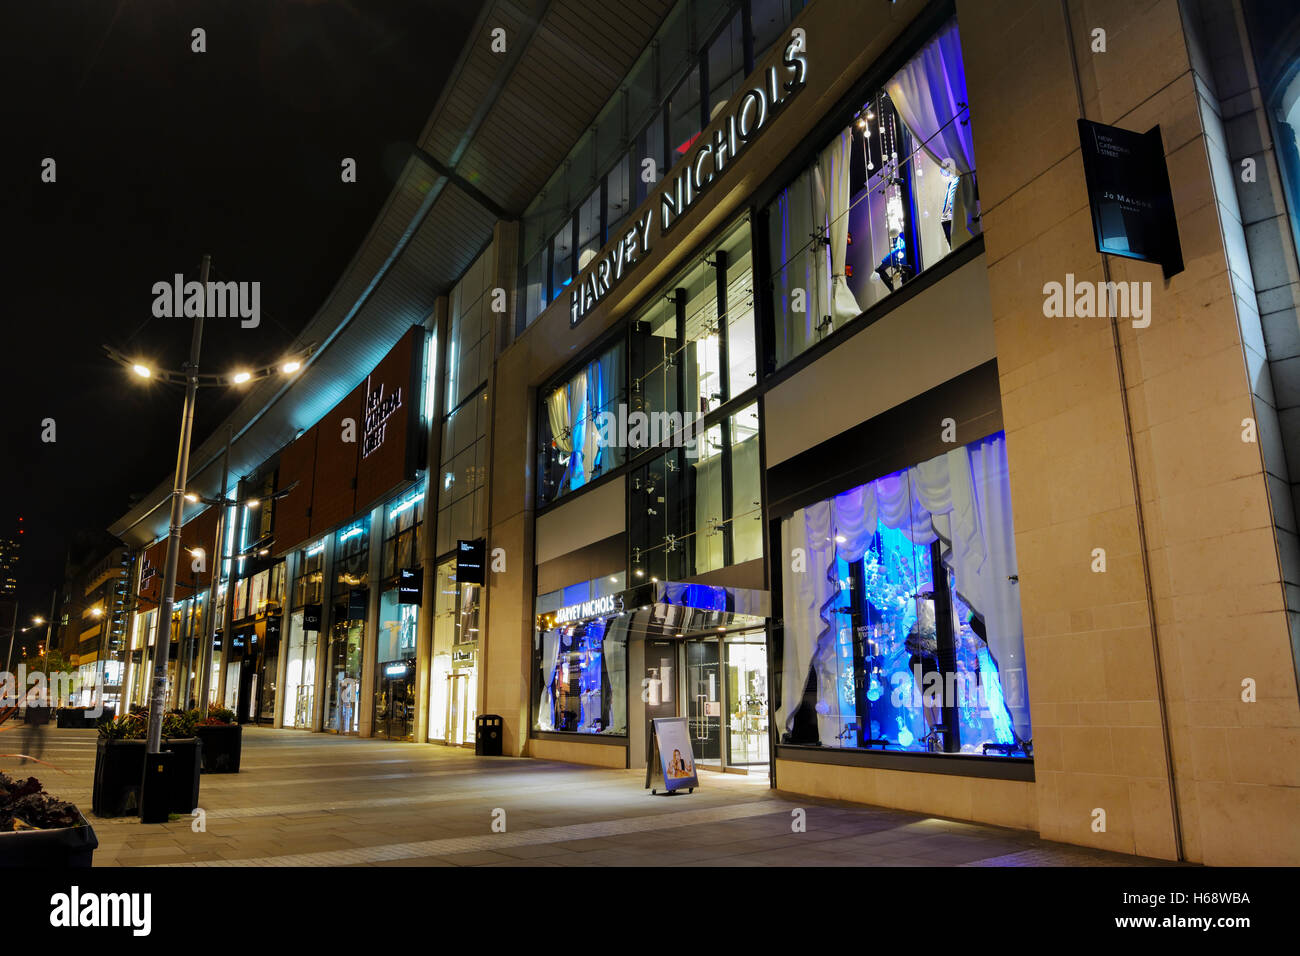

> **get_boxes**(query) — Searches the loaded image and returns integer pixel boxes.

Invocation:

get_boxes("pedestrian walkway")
[16,727,1175,867]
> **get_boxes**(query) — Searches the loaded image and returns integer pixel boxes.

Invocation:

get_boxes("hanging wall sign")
[456,538,486,585]
[398,567,422,605]
[1077,119,1184,278]
[646,716,699,795]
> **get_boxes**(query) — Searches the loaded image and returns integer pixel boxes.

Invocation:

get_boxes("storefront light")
[305,541,325,557]
[389,492,424,518]
[339,526,364,542]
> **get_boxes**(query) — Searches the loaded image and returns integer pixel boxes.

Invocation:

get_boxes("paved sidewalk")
[12,727,1173,867]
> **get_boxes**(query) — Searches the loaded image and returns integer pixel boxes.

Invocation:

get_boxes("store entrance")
[444,671,474,746]
[642,628,770,773]
[325,602,365,735]
[376,659,415,740]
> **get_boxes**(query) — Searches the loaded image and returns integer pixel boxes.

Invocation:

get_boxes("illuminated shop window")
[536,341,627,506]
[532,575,628,736]
[764,18,981,368]
[778,431,1030,758]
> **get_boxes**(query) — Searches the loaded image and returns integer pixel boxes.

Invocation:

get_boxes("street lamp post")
[145,254,210,755]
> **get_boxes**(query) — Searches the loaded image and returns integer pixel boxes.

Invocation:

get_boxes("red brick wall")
[274,426,317,555]
[309,383,363,537]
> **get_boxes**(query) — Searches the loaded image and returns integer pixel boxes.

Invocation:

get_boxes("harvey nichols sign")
[570,37,809,328]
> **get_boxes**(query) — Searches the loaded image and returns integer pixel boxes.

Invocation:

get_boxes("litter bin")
[475,715,503,756]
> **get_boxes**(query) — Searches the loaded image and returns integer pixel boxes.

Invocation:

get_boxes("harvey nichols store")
[512,0,1031,812]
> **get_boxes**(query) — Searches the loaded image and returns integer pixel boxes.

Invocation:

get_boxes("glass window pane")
[577,187,602,268]
[524,246,547,327]
[605,152,632,241]
[550,221,574,295]
[668,65,703,160]
[635,109,666,207]
[706,11,744,119]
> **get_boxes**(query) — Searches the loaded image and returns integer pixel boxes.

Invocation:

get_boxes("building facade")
[110,0,1300,865]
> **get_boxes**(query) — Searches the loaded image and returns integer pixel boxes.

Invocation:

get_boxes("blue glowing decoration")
[896,716,914,748]
[978,645,1015,746]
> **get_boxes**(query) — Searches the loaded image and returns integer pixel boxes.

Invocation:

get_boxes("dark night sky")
[0,1,481,626]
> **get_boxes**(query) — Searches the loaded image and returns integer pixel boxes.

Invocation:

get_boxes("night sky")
[0,1,481,626]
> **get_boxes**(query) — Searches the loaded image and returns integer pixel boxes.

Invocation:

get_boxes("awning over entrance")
[535,581,770,640]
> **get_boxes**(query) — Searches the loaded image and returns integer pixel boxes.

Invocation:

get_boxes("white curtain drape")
[536,631,561,731]
[885,18,979,238]
[779,501,841,742]
[773,170,825,363]
[605,631,627,735]
[547,386,573,455]
[818,129,861,322]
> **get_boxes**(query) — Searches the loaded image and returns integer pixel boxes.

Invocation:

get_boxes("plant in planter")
[93,709,202,818]
[189,704,242,773]
[0,771,98,867]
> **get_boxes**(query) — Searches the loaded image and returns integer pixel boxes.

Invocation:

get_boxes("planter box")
[55,709,100,729]
[0,810,98,868]
[93,737,203,818]
[23,707,51,726]
[194,723,242,773]
[164,738,202,813]
[93,739,146,817]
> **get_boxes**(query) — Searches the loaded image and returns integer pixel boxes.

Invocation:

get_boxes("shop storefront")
[283,540,324,729]
[531,581,770,773]
[325,521,368,735]
[428,557,480,746]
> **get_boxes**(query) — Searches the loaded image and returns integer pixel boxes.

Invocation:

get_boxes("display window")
[532,575,628,736]
[537,341,626,506]
[764,18,980,368]
[382,488,425,579]
[777,431,1030,758]
[282,608,318,729]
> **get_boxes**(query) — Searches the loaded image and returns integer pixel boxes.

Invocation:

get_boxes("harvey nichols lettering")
[570,38,808,327]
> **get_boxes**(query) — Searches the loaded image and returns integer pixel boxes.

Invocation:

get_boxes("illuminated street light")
[232,371,252,384]
[281,360,301,374]
[132,364,152,378]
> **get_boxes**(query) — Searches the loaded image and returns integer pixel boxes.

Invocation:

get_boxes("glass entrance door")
[725,633,769,767]
[325,618,364,734]
[445,672,474,746]
[377,661,416,740]
[684,638,722,767]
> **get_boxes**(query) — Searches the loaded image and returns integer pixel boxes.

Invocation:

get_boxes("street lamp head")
[32,616,44,626]
[281,360,301,374]
[132,364,152,379]
[184,492,199,503]
[232,371,252,384]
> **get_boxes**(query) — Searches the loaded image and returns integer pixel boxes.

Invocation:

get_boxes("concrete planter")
[0,810,98,867]
[93,737,203,817]
[194,723,242,773]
